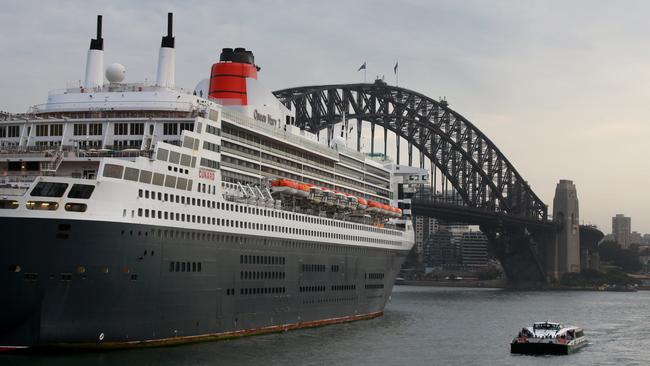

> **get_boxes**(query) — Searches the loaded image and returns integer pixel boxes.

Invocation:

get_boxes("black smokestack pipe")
[161,12,175,48]
[90,15,104,50]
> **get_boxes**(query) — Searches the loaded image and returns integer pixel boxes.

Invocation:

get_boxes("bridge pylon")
[549,179,581,279]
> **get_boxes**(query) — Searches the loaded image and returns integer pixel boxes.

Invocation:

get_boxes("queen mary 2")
[0,14,414,350]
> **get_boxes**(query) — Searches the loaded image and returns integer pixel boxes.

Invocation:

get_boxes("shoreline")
[396,280,647,291]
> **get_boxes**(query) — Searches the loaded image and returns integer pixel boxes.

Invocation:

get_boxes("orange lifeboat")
[357,197,368,210]
[296,183,311,198]
[367,200,382,214]
[382,204,393,216]
[271,178,297,195]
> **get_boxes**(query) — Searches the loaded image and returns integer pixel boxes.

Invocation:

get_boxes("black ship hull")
[0,217,406,349]
[510,341,586,355]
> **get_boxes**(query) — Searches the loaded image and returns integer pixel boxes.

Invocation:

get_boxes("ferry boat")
[510,321,587,355]
[0,14,415,350]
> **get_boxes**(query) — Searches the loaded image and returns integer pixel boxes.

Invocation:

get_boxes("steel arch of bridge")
[273,81,548,221]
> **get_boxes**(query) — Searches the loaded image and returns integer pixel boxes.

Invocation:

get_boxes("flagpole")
[395,59,399,87]
[364,68,367,83]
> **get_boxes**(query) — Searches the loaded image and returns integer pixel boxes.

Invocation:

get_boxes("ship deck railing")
[0,145,153,160]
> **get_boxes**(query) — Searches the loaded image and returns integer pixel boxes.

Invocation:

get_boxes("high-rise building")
[460,231,489,267]
[424,230,461,267]
[414,216,438,257]
[612,214,632,249]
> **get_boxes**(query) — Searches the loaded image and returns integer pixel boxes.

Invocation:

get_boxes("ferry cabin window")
[0,200,19,209]
[31,182,68,197]
[26,201,59,210]
[67,184,95,199]
[163,123,178,135]
[64,203,87,212]
[103,164,124,179]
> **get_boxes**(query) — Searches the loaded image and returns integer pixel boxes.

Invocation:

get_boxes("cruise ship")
[0,14,414,350]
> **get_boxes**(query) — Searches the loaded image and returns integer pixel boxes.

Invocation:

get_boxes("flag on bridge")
[394,60,398,74]
[357,62,366,71]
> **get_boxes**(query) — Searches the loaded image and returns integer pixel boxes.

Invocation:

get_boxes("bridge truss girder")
[274,82,548,220]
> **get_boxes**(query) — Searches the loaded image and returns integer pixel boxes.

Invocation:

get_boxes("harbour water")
[3,286,649,366]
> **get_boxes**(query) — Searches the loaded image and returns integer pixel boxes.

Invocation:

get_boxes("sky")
[0,0,648,234]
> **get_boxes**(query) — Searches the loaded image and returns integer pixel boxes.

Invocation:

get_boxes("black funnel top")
[161,12,175,48]
[89,15,104,50]
[219,47,255,65]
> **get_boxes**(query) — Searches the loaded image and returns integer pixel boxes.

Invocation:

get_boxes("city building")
[414,215,438,259]
[612,214,632,249]
[424,229,460,267]
[460,231,489,268]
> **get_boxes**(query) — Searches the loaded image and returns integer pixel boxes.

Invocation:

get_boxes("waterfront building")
[612,214,632,249]
[460,231,488,268]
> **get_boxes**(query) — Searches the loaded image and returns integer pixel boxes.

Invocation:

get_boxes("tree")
[598,240,641,273]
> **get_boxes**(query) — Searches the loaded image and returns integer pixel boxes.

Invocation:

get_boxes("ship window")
[65,203,87,212]
[26,200,59,210]
[176,177,187,190]
[153,173,165,186]
[169,262,174,272]
[103,164,124,179]
[139,170,152,184]
[157,148,169,162]
[164,175,176,188]
[0,200,19,209]
[123,167,139,182]
[169,151,181,164]
[31,182,68,197]
[180,154,191,167]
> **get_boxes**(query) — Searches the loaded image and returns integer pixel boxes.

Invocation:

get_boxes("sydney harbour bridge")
[273,80,603,285]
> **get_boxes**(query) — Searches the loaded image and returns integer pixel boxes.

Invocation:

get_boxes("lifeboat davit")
[271,179,297,195]
[346,194,358,209]
[320,187,335,206]
[335,192,347,209]
[309,186,322,202]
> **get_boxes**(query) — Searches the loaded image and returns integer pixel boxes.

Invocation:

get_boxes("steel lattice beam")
[273,81,548,221]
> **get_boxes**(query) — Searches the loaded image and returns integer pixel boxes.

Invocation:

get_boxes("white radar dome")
[106,63,126,83]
